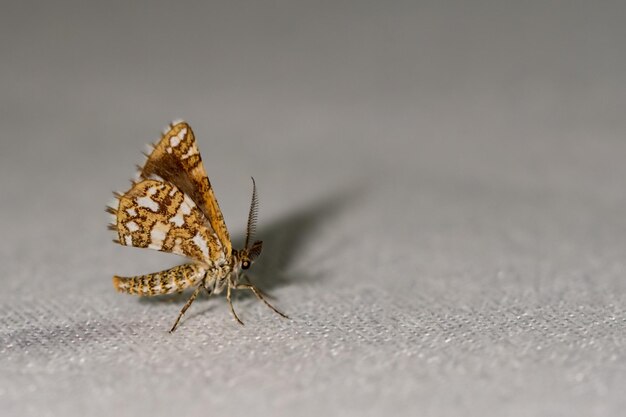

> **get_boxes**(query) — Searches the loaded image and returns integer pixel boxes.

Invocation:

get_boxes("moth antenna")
[245,177,259,249]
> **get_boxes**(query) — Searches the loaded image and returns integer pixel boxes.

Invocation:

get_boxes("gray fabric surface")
[1,1,625,416]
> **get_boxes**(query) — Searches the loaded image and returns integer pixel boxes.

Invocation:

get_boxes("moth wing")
[138,121,232,256]
[107,178,226,265]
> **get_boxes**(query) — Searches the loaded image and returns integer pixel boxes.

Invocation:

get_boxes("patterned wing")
[107,178,226,266]
[138,121,232,256]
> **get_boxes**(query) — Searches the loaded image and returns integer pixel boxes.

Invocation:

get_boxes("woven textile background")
[1,2,625,416]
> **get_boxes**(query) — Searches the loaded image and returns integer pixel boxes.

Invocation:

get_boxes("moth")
[106,121,288,332]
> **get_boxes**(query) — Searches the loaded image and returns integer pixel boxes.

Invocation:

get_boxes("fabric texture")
[1,2,625,416]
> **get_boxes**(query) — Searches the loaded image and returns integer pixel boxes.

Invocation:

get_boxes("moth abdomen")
[113,264,205,296]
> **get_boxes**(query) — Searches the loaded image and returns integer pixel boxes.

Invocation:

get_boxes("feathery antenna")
[245,177,259,249]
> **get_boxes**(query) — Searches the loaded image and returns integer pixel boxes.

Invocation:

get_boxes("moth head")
[240,240,263,270]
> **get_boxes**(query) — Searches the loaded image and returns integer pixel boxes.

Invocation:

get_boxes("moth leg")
[240,274,272,299]
[241,274,276,300]
[169,286,201,333]
[227,284,244,326]
[235,283,289,319]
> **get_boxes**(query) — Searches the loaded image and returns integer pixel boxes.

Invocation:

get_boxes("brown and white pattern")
[113,263,207,296]
[108,178,224,265]
[139,121,231,256]
[107,120,287,332]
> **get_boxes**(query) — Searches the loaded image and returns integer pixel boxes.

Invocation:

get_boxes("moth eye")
[242,261,250,270]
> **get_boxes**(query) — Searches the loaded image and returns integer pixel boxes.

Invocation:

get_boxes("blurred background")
[1,1,625,416]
